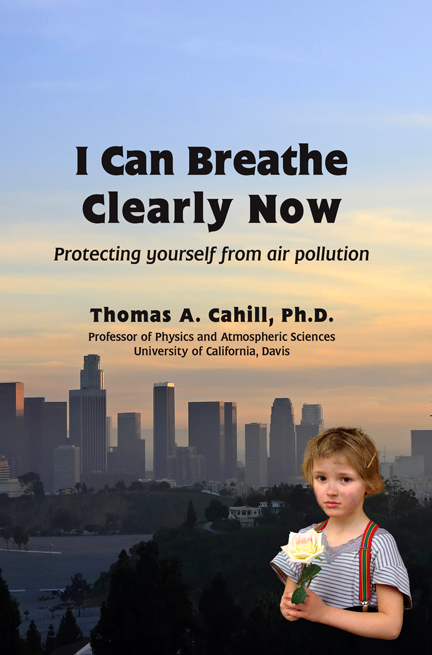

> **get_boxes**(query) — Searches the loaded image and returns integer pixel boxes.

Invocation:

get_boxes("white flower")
[281,529,325,564]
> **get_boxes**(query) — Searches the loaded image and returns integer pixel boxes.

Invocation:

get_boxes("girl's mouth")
[325,502,340,507]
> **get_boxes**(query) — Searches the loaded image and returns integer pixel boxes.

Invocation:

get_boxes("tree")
[114,480,126,493]
[12,524,29,549]
[18,472,45,497]
[183,500,197,529]
[26,619,43,654]
[198,573,243,655]
[1,525,12,548]
[91,541,195,655]
[128,481,144,492]
[51,507,79,532]
[0,568,23,654]
[205,498,229,523]
[61,573,92,613]
[55,609,83,648]
[44,624,56,654]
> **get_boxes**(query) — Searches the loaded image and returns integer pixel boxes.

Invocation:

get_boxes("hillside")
[0,491,228,535]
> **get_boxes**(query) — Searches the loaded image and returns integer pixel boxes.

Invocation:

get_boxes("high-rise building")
[80,354,105,390]
[167,446,205,486]
[394,455,424,478]
[153,383,175,479]
[118,412,141,446]
[300,404,324,429]
[188,401,236,481]
[268,398,296,485]
[224,402,238,479]
[245,423,267,489]
[69,355,107,474]
[54,445,80,491]
[106,416,112,448]
[411,430,432,476]
[0,382,25,476]
[25,397,67,491]
[24,397,45,476]
[296,403,323,476]
[109,412,145,478]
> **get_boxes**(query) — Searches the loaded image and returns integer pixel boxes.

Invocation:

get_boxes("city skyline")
[1,364,422,463]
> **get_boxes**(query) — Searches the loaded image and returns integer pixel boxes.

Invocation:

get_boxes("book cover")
[0,0,430,640]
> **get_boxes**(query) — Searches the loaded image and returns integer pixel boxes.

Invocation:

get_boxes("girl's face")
[312,456,369,520]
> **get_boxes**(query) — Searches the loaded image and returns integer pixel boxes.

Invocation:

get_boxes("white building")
[228,505,262,528]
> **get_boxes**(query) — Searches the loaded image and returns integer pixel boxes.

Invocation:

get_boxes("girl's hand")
[280,588,328,623]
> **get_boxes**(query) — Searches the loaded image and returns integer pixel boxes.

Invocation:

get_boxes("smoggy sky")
[1,0,431,461]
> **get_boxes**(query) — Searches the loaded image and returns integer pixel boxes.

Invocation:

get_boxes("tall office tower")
[167,446,206,486]
[411,430,432,476]
[0,458,11,481]
[118,412,141,446]
[0,382,25,476]
[295,403,323,476]
[189,401,224,481]
[245,423,268,489]
[69,355,107,474]
[53,445,80,491]
[268,398,296,485]
[301,404,324,429]
[25,398,67,491]
[24,397,45,476]
[111,412,146,478]
[153,383,175,479]
[80,354,104,390]
[106,417,112,448]
[296,424,320,477]
[223,402,237,479]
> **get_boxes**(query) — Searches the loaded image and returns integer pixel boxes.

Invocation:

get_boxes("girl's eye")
[341,477,351,483]
[316,475,326,481]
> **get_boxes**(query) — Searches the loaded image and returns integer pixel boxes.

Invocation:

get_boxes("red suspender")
[315,518,379,611]
[359,520,379,611]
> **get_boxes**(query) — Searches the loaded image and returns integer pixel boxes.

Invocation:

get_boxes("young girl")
[270,427,411,648]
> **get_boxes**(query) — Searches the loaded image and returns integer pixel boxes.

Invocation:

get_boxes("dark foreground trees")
[0,568,22,655]
[90,541,195,655]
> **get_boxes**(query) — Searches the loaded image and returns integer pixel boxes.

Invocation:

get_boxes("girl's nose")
[327,481,338,495]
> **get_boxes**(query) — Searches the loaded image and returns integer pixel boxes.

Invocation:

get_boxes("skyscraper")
[25,397,67,491]
[188,401,237,481]
[69,355,107,474]
[268,398,296,485]
[411,430,432,476]
[296,403,323,476]
[153,383,175,479]
[224,402,237,479]
[110,412,145,478]
[245,422,267,489]
[188,401,223,481]
[0,382,25,476]
[80,354,105,390]
[301,404,324,429]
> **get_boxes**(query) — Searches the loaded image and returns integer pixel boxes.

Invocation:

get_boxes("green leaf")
[291,586,307,605]
[298,563,322,584]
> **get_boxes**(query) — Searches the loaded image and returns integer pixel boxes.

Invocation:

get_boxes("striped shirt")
[270,524,412,610]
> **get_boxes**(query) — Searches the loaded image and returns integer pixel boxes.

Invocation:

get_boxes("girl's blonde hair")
[302,426,384,495]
